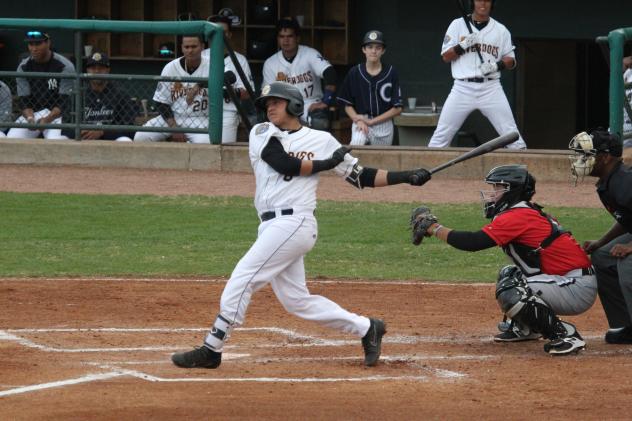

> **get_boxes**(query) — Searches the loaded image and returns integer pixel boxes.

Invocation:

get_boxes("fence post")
[73,30,83,141]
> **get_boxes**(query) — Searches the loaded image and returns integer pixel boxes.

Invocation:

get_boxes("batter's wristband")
[454,45,466,56]
[496,60,506,71]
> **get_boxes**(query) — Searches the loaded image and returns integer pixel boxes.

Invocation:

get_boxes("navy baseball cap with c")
[86,51,110,67]
[24,30,50,42]
[362,30,385,47]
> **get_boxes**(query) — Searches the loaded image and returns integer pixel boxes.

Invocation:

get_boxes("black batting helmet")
[469,0,496,11]
[481,165,535,218]
[255,82,304,117]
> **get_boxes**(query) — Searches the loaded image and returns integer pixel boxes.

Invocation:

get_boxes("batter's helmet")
[469,0,496,11]
[255,82,304,117]
[481,165,535,218]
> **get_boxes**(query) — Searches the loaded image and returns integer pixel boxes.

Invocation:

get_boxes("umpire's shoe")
[172,344,222,368]
[605,326,632,344]
[362,318,386,366]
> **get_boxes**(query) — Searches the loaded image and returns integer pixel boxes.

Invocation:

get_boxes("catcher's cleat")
[543,332,585,355]
[362,318,386,366]
[172,345,222,368]
[605,326,632,344]
[494,321,541,342]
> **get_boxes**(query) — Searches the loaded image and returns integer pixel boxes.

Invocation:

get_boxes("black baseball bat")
[224,71,253,132]
[223,35,256,100]
[429,131,519,175]
[456,0,484,64]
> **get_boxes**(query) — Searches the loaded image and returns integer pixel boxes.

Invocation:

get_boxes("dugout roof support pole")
[0,18,224,144]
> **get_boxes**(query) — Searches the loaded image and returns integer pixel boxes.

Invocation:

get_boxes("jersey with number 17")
[262,45,332,117]
[153,56,210,119]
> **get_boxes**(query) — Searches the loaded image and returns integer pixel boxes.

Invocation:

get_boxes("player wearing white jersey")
[428,0,526,149]
[623,56,632,147]
[202,15,254,143]
[262,17,337,130]
[134,36,210,144]
[171,82,432,369]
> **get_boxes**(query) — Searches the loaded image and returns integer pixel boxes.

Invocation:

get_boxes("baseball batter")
[134,36,210,144]
[428,0,526,149]
[171,82,432,369]
[410,165,596,355]
[202,15,254,143]
[338,30,403,146]
[262,17,337,129]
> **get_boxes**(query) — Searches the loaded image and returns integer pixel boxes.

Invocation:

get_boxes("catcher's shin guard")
[204,314,234,352]
[495,266,567,340]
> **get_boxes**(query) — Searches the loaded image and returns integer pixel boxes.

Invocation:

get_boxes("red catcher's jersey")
[482,205,591,275]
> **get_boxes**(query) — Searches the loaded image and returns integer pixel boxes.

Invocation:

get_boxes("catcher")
[410,164,597,355]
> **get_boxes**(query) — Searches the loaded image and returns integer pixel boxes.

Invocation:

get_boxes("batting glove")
[480,61,498,75]
[458,33,480,50]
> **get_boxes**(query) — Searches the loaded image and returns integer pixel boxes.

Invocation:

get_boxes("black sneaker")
[362,318,386,367]
[605,326,632,344]
[543,332,585,355]
[494,322,541,342]
[172,345,222,368]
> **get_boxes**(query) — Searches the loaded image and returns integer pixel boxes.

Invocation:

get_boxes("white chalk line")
[0,371,126,398]
[0,277,492,287]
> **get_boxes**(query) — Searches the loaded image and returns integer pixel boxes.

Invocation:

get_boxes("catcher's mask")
[481,165,535,218]
[568,130,622,184]
[255,81,304,117]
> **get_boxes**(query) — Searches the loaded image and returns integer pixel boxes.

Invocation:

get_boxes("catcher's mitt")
[410,206,439,246]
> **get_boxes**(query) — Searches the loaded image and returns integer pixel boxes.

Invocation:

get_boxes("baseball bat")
[429,131,519,175]
[456,0,484,64]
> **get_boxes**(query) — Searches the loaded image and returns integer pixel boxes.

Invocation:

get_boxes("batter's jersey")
[153,56,210,119]
[249,122,358,213]
[16,52,75,112]
[624,68,632,133]
[441,17,515,80]
[202,49,254,113]
[482,202,590,275]
[262,45,332,117]
[337,63,402,118]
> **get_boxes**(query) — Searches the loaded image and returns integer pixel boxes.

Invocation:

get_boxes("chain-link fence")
[0,18,226,143]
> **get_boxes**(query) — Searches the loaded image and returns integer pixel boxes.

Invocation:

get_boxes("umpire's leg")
[591,233,632,328]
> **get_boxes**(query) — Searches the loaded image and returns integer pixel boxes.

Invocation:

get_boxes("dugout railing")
[0,18,225,144]
[596,26,632,142]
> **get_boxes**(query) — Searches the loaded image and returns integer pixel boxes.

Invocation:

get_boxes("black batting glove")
[409,168,431,186]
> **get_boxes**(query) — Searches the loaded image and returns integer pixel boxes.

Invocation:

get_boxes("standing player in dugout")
[428,0,526,149]
[171,82,433,369]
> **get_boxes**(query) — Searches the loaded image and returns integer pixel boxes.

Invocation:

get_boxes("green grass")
[0,192,613,282]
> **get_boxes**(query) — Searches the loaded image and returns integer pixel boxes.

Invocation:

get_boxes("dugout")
[0,0,630,149]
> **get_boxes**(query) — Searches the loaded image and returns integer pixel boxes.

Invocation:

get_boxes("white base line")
[0,372,125,398]
[0,277,493,287]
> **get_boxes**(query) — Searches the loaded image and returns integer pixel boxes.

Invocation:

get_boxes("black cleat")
[605,326,632,344]
[543,332,585,355]
[172,345,222,369]
[362,318,386,366]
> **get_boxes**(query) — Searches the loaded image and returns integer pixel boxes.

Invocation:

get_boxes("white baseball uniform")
[262,45,332,119]
[203,122,371,352]
[428,17,527,149]
[202,48,254,143]
[623,68,632,136]
[134,56,210,144]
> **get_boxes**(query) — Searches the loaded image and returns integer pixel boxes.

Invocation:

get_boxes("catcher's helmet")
[481,165,535,218]
[469,0,496,11]
[255,82,304,117]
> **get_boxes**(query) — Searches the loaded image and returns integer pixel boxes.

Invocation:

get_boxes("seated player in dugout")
[171,82,432,370]
[337,30,403,146]
[409,165,596,355]
[61,52,136,141]
[262,17,337,130]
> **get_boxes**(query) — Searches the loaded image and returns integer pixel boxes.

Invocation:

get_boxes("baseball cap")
[590,129,622,157]
[86,51,110,67]
[208,14,232,29]
[362,30,385,47]
[24,30,49,42]
[276,17,301,33]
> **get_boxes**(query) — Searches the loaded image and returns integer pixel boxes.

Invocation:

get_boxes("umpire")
[570,129,632,344]
[62,52,136,141]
